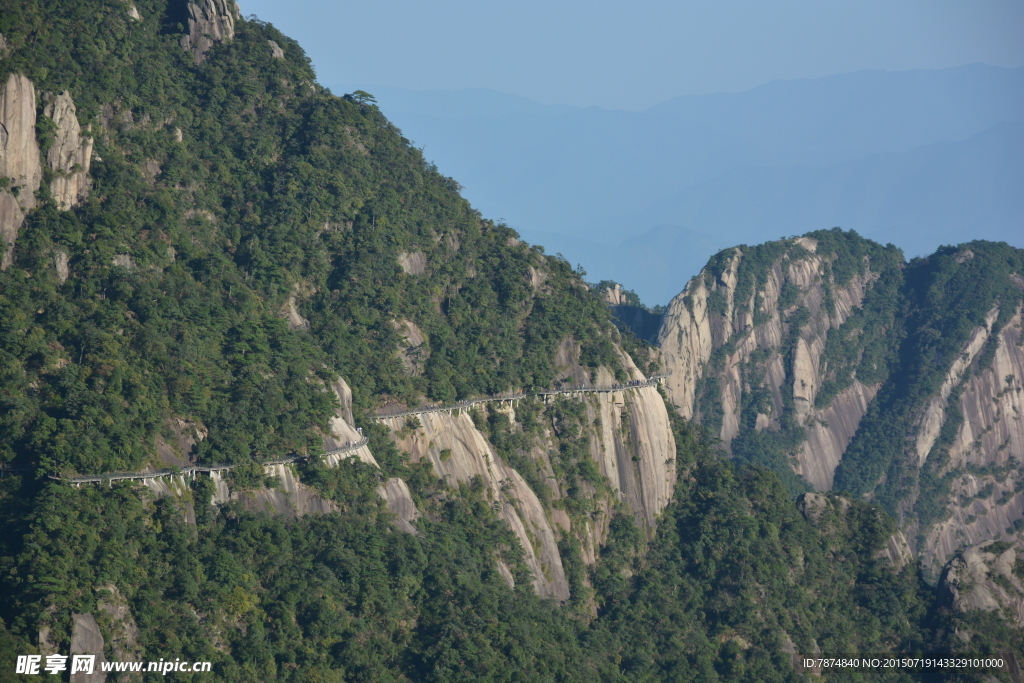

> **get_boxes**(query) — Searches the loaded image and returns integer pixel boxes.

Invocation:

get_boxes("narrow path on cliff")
[373,374,670,420]
[49,374,669,485]
[52,438,370,485]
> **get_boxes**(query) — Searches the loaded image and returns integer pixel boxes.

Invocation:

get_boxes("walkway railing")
[373,373,669,421]
[42,372,669,485]
[51,437,369,486]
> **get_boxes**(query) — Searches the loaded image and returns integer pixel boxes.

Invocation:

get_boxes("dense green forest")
[7,417,1018,682]
[0,1,1021,681]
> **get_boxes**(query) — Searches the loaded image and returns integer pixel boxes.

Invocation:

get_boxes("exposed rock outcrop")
[70,613,107,682]
[553,342,677,534]
[656,237,1024,610]
[54,249,70,283]
[919,307,1024,575]
[0,73,42,269]
[42,90,93,210]
[180,0,238,63]
[798,492,831,523]
[939,308,1024,473]
[581,380,676,531]
[941,541,1024,627]
[877,530,913,572]
[232,463,339,517]
[603,283,628,305]
[112,254,135,270]
[398,250,426,275]
[914,307,1000,467]
[96,584,141,668]
[387,409,570,600]
[282,293,309,330]
[656,238,877,490]
[325,377,420,532]
[382,343,676,599]
[396,319,427,375]
[796,380,879,490]
[656,252,729,419]
[526,265,547,290]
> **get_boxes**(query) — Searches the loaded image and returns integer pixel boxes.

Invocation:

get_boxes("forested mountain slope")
[656,232,1024,583]
[0,1,1021,681]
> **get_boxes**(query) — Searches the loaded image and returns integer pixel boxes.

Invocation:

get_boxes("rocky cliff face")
[387,408,571,599]
[1,75,93,269]
[42,90,93,211]
[69,613,106,682]
[941,541,1024,628]
[656,235,886,491]
[919,307,1024,576]
[654,234,1024,615]
[180,0,238,62]
[325,378,421,533]
[0,73,42,269]
[798,380,879,490]
[383,343,676,600]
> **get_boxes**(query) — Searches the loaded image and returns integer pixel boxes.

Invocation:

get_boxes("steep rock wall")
[555,342,677,535]
[180,0,238,62]
[382,387,676,601]
[914,307,1000,467]
[386,409,571,601]
[42,90,93,210]
[656,269,716,419]
[656,237,879,491]
[324,378,420,532]
[70,613,107,682]
[1,77,94,269]
[796,380,879,490]
[0,73,41,269]
[655,238,1024,588]
[383,343,677,599]
[581,385,675,530]
[233,464,340,518]
[919,308,1024,574]
[945,309,1024,472]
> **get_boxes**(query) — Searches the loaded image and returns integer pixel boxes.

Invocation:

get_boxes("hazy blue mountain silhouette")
[562,121,1023,303]
[332,64,1023,304]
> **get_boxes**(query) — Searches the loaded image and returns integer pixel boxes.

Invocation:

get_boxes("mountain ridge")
[650,231,1024,584]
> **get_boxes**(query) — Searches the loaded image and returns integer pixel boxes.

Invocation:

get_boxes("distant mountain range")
[332,64,1024,304]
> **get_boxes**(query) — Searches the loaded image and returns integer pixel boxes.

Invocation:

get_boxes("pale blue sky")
[241,0,1024,109]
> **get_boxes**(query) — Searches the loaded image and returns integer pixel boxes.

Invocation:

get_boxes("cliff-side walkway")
[51,438,369,486]
[373,374,669,421]
[43,373,669,485]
